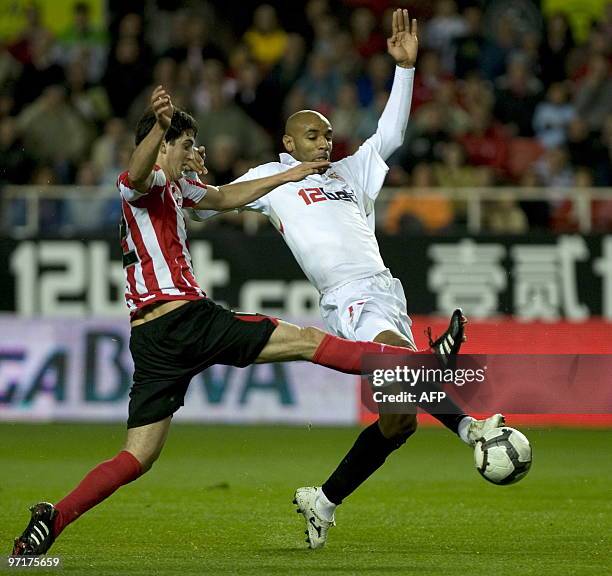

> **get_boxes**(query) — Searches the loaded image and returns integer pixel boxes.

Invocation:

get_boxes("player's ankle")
[457,416,474,445]
[315,488,337,521]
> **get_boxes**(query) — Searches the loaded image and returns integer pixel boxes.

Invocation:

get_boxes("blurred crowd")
[1,0,611,234]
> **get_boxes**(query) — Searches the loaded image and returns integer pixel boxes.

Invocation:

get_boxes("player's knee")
[125,444,163,473]
[299,326,326,358]
[134,449,161,473]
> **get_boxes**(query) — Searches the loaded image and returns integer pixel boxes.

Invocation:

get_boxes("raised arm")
[127,86,173,193]
[369,9,418,160]
[194,161,330,211]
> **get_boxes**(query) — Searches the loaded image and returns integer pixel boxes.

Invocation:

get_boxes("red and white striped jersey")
[117,166,208,314]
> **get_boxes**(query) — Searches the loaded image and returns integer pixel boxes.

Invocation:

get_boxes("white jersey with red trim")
[192,66,415,294]
[117,166,207,314]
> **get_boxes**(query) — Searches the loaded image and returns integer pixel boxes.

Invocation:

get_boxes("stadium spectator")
[459,107,508,177]
[16,85,90,177]
[103,36,151,117]
[0,116,35,185]
[65,59,112,128]
[573,53,612,131]
[0,46,22,96]
[356,52,393,106]
[57,1,108,83]
[532,82,575,149]
[431,80,470,136]
[90,118,130,184]
[330,82,366,156]
[6,3,47,66]
[192,58,235,115]
[164,13,226,72]
[195,83,273,162]
[204,135,241,186]
[479,15,516,81]
[433,141,490,189]
[296,52,342,114]
[493,53,543,136]
[350,7,386,59]
[312,14,340,59]
[385,163,454,234]
[457,72,495,115]
[485,198,528,234]
[127,58,185,128]
[452,5,485,78]
[423,0,467,71]
[566,117,598,169]
[13,30,64,112]
[243,4,288,69]
[233,61,278,131]
[400,101,450,170]
[534,147,575,189]
[411,50,453,110]
[266,33,307,98]
[539,12,575,87]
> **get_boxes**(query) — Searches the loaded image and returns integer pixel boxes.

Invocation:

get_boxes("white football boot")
[293,487,335,549]
[465,413,506,446]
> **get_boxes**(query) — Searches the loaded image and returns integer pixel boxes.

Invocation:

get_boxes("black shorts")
[127,299,278,428]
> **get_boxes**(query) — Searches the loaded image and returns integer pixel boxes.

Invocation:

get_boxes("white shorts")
[319,270,415,347]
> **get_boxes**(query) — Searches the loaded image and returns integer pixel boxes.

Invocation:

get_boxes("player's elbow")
[126,170,148,192]
[214,195,235,211]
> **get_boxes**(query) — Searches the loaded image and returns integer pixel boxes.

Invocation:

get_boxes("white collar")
[279,153,299,166]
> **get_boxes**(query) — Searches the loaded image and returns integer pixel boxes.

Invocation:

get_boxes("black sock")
[430,412,468,434]
[415,380,468,435]
[321,422,404,505]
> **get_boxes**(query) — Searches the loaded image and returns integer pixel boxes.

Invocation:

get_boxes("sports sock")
[425,406,469,434]
[457,416,474,444]
[53,450,142,538]
[312,334,424,375]
[321,422,403,505]
[315,488,336,522]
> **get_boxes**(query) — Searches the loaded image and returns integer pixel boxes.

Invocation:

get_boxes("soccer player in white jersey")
[12,85,453,557]
[195,9,504,548]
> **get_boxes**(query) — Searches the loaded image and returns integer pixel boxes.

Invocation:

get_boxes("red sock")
[312,334,425,375]
[53,450,142,538]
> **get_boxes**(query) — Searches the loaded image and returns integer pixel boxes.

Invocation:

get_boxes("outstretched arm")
[369,9,418,160]
[194,161,330,211]
[127,86,173,193]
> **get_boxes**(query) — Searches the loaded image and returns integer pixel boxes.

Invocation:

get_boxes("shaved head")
[285,110,331,138]
[283,110,333,164]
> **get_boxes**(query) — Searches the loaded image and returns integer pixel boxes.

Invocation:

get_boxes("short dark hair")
[134,107,198,146]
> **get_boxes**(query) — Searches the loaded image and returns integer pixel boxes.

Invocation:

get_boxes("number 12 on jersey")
[297,187,357,206]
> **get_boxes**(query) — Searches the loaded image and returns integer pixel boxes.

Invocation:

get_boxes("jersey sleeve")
[231,165,273,215]
[334,139,389,203]
[117,168,166,205]
[188,162,284,220]
[333,66,414,204]
[180,176,208,207]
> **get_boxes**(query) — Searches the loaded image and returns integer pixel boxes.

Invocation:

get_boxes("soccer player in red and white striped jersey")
[12,85,460,557]
[116,86,331,316]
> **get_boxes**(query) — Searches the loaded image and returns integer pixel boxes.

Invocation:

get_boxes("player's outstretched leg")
[11,417,171,556]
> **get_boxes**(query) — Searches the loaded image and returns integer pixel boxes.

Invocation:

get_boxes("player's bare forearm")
[127,123,167,192]
[194,161,330,211]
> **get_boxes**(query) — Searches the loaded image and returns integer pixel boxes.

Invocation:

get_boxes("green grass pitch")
[1,423,610,575]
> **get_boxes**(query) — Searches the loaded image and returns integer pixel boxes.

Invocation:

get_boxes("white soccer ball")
[474,427,532,485]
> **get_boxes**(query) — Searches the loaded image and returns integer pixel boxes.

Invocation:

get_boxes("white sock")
[458,416,474,445]
[315,488,337,521]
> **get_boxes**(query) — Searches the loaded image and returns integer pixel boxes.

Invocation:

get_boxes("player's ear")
[282,135,295,153]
